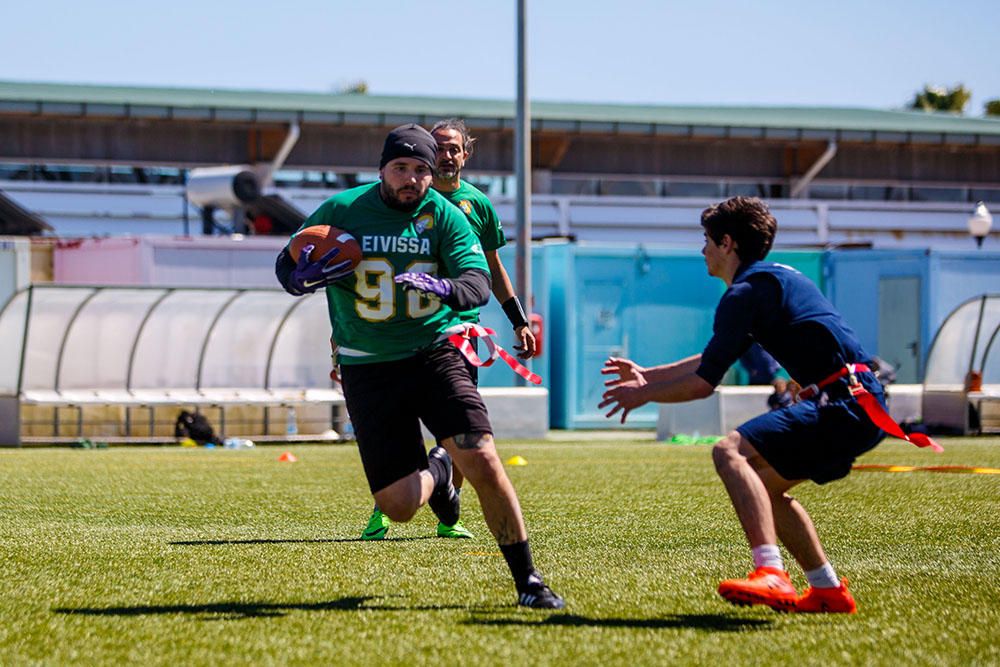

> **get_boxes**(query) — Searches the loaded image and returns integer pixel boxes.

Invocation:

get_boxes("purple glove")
[289,244,354,295]
[394,272,452,300]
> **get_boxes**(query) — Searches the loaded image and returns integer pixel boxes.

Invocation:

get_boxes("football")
[289,225,362,269]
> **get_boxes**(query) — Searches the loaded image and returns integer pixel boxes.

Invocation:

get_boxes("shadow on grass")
[169,536,434,546]
[53,595,491,620]
[468,612,773,632]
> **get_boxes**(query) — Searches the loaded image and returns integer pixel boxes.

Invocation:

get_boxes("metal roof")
[2,80,1000,143]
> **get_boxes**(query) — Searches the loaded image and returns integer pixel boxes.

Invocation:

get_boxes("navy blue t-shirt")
[696,261,870,388]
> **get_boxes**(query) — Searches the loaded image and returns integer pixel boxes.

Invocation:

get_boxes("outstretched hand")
[599,357,648,424]
[601,357,647,386]
[598,380,649,424]
[288,244,355,295]
[512,325,537,359]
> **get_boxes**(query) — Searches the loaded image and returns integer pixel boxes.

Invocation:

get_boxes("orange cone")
[277,451,298,462]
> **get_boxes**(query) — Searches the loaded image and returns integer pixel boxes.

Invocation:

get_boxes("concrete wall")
[656,384,925,440]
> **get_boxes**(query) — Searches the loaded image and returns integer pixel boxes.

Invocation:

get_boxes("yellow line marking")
[853,464,1000,475]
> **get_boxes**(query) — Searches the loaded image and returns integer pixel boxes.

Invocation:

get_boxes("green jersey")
[437,180,506,323]
[295,182,489,365]
[437,180,506,253]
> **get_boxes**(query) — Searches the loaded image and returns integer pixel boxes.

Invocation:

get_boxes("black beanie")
[379,124,437,169]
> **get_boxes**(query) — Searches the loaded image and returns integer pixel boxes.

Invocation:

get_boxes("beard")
[435,162,459,179]
[380,181,425,212]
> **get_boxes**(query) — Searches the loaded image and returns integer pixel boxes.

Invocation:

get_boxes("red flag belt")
[798,363,943,453]
[444,324,542,385]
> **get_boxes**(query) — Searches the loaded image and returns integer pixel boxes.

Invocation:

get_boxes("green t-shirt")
[294,183,489,365]
[437,180,506,253]
[437,180,506,323]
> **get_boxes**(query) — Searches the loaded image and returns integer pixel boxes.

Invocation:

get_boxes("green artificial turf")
[0,437,998,665]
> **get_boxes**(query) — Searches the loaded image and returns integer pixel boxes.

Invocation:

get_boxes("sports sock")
[426,455,448,488]
[751,544,784,571]
[500,540,537,589]
[805,562,840,589]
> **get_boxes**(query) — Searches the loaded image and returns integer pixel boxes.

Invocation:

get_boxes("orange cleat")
[796,578,857,614]
[718,566,799,612]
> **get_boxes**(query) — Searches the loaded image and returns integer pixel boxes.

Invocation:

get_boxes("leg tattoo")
[453,432,488,450]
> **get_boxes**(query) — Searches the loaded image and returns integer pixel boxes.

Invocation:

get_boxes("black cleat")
[427,446,460,527]
[517,573,565,610]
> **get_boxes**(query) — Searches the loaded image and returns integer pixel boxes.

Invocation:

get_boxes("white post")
[515,0,532,386]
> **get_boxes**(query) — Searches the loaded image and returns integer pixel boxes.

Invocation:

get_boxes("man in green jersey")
[362,118,538,542]
[275,124,564,610]
[430,118,536,359]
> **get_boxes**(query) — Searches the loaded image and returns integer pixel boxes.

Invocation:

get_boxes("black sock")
[426,456,447,487]
[500,540,537,590]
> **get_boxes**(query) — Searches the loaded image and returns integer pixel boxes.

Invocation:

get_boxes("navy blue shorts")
[737,373,887,484]
[341,343,492,494]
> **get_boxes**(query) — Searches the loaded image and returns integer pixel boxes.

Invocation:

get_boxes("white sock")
[751,544,784,571]
[805,562,840,588]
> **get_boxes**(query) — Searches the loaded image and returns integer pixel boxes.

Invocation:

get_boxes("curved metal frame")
[264,295,313,390]
[15,286,34,395]
[53,288,100,392]
[0,285,323,396]
[922,293,1000,388]
[0,285,27,322]
[125,288,173,391]
[968,296,989,378]
[194,290,245,391]
[981,324,1000,381]
[0,286,30,393]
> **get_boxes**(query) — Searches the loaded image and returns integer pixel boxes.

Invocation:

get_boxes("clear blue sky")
[4,0,999,113]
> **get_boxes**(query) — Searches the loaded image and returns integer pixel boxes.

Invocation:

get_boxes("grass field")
[1,436,998,665]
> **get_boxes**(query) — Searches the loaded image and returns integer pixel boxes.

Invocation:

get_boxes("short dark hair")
[700,196,777,261]
[430,118,476,156]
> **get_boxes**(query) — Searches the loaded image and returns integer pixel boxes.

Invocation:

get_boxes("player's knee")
[373,486,421,522]
[458,445,505,486]
[377,497,419,522]
[711,432,744,473]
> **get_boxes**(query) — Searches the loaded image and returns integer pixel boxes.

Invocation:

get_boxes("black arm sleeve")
[502,296,530,329]
[275,247,300,296]
[442,268,491,311]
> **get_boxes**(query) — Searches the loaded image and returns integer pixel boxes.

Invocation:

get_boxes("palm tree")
[909,84,971,113]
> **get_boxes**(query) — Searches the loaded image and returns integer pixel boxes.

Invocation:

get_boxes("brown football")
[289,225,362,269]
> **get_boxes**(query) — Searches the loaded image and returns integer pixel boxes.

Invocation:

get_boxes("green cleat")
[361,508,391,541]
[436,521,474,539]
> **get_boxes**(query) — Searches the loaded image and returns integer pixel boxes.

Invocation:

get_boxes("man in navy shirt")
[600,196,937,614]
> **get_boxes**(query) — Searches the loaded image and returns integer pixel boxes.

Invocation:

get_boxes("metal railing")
[2,179,996,250]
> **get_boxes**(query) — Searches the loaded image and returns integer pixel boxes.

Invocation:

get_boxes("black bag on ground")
[174,410,221,446]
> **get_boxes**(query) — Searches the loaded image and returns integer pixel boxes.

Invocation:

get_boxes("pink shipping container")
[53,236,286,288]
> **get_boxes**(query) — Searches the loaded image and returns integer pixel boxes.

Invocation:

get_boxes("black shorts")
[737,372,887,484]
[465,336,480,385]
[340,343,492,493]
